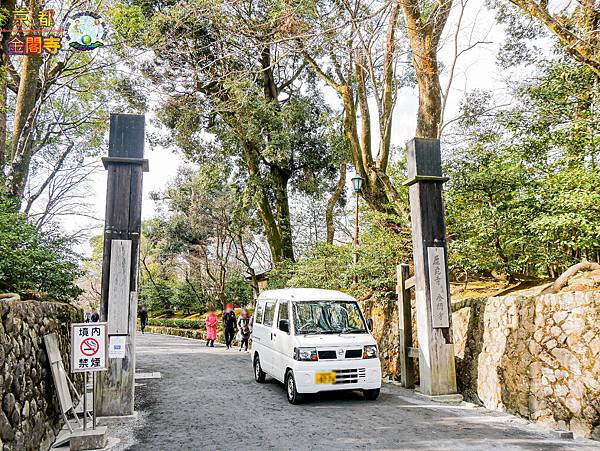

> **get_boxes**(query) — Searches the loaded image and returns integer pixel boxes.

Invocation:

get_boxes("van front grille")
[318,350,337,360]
[334,368,366,384]
[345,349,362,359]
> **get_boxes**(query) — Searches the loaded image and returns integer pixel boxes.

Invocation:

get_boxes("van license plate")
[315,372,336,384]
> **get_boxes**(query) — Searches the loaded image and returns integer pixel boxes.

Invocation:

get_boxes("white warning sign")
[71,322,108,373]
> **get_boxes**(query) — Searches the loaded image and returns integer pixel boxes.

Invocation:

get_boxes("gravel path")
[108,333,599,451]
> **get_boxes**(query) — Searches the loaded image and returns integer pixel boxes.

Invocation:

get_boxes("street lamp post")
[351,172,364,283]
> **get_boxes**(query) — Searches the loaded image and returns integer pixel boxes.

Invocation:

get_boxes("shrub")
[147,318,202,329]
[0,192,82,302]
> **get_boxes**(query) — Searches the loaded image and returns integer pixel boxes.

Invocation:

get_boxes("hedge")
[147,318,202,329]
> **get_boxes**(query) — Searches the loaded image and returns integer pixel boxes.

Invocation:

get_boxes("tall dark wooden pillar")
[96,114,148,416]
[404,138,458,397]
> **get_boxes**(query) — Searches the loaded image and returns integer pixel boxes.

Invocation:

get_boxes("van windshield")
[292,301,367,335]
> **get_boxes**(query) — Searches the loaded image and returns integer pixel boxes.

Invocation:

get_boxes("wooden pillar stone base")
[95,114,147,417]
[404,138,458,397]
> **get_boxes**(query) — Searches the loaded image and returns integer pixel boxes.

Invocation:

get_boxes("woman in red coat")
[205,311,218,347]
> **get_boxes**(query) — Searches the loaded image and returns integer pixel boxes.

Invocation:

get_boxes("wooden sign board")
[44,333,74,412]
[427,246,450,328]
[107,240,132,335]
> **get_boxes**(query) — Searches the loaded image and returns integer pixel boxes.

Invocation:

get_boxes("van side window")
[254,302,265,325]
[263,302,276,327]
[278,301,289,330]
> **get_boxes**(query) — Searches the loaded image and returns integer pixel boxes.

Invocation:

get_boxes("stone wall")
[453,291,600,439]
[361,290,600,439]
[0,298,82,450]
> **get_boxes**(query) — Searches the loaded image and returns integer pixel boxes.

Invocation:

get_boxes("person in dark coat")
[139,306,148,334]
[222,304,237,350]
[90,310,100,322]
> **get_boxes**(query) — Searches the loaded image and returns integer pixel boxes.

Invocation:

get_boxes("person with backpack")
[222,304,237,350]
[237,309,252,352]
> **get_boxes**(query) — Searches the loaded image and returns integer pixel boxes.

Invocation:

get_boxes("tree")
[0,189,82,301]
[150,163,264,307]
[289,0,456,217]
[505,0,600,77]
[295,0,409,217]
[1,0,117,210]
[445,61,600,280]
[111,0,341,263]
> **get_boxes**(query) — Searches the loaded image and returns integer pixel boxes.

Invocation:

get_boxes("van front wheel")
[254,355,266,383]
[285,370,303,405]
[363,388,380,400]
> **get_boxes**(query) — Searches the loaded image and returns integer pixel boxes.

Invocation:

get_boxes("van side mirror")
[279,319,289,333]
[367,318,373,331]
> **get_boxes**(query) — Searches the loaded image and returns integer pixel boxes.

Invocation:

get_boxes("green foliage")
[147,318,202,329]
[139,278,176,314]
[446,61,600,279]
[225,272,254,308]
[269,211,411,294]
[353,211,412,292]
[269,242,353,290]
[0,193,82,301]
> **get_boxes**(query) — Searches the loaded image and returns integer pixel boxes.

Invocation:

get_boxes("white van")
[251,288,382,404]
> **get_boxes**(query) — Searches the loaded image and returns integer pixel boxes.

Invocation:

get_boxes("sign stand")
[83,372,88,431]
[92,371,97,429]
[69,322,109,448]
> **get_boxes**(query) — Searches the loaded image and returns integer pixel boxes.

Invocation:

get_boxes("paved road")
[107,333,599,451]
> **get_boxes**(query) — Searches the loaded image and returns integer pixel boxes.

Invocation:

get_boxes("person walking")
[222,304,237,350]
[237,309,252,352]
[90,309,100,323]
[205,311,218,347]
[138,305,148,334]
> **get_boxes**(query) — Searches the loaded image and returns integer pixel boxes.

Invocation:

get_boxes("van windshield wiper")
[339,327,366,334]
[302,330,322,335]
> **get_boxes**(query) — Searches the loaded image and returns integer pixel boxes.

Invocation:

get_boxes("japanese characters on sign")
[71,323,108,373]
[5,8,62,56]
[427,247,450,328]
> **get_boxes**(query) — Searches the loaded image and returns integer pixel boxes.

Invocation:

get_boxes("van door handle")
[271,332,276,339]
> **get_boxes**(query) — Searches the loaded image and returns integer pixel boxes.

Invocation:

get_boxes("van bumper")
[292,359,382,394]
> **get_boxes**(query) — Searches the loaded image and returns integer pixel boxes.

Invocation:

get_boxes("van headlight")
[362,345,378,359]
[294,347,318,361]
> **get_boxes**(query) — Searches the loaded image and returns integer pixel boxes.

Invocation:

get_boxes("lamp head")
[351,172,364,193]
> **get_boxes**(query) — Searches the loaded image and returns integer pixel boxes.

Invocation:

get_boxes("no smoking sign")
[80,337,99,356]
[71,323,108,373]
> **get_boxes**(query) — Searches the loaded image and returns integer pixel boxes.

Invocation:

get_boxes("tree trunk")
[544,261,600,294]
[400,0,452,139]
[271,166,295,262]
[326,162,346,244]
[0,77,6,172]
[7,0,43,199]
[415,52,443,138]
[240,141,287,263]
